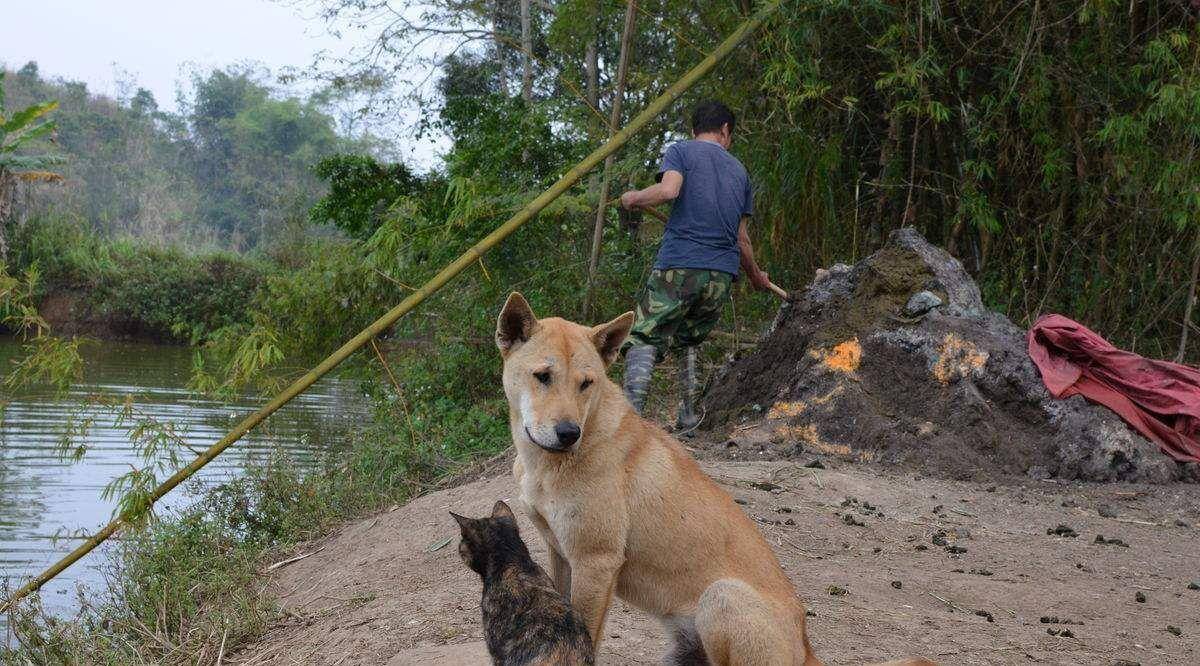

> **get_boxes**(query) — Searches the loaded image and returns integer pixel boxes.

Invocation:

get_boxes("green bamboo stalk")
[0,0,784,615]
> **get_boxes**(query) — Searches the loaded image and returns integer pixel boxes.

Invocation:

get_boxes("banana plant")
[0,78,65,183]
[0,78,65,258]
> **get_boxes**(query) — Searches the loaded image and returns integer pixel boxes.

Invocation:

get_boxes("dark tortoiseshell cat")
[451,501,595,666]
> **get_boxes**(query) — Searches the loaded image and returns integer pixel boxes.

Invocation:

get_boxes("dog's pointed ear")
[491,500,516,523]
[591,311,635,366]
[496,292,537,356]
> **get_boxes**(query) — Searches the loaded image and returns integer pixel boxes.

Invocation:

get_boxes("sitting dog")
[496,292,934,666]
[451,500,595,666]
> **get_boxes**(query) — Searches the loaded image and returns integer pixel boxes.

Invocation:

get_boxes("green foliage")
[2,63,357,248]
[0,263,83,393]
[7,214,266,344]
[309,154,421,238]
[2,510,272,665]
[0,77,63,175]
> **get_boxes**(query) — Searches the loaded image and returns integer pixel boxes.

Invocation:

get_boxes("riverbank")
[0,337,365,637]
[4,216,268,344]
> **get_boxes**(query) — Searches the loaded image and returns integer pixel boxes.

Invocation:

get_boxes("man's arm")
[738,216,771,291]
[620,170,682,210]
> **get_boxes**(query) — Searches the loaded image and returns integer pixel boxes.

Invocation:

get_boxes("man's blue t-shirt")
[654,139,753,277]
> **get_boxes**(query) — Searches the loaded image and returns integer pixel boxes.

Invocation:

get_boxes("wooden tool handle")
[767,281,789,301]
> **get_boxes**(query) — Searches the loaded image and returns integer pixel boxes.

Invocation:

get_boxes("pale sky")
[0,0,446,167]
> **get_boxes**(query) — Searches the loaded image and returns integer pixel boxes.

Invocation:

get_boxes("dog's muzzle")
[526,425,576,453]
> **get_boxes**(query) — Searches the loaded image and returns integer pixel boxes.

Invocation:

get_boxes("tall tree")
[582,0,637,316]
[520,0,534,102]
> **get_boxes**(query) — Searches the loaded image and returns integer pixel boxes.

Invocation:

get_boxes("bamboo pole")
[0,0,783,615]
[581,0,638,317]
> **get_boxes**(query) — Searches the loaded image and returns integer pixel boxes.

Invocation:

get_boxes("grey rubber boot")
[622,344,657,414]
[675,346,700,432]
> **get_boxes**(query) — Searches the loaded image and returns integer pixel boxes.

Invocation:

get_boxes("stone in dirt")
[700,228,1197,483]
[1047,524,1079,538]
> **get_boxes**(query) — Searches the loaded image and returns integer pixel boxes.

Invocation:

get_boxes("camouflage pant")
[627,268,732,359]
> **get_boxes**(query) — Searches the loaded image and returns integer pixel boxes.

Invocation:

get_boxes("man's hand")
[737,217,772,293]
[748,268,771,292]
[619,190,641,210]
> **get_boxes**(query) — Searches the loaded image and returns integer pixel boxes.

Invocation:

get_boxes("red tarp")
[1027,314,1200,464]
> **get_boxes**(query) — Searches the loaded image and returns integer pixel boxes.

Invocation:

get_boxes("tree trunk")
[583,6,601,201]
[520,0,533,102]
[493,2,509,94]
[585,38,599,129]
[0,170,15,262]
[1176,228,1200,364]
[581,0,637,317]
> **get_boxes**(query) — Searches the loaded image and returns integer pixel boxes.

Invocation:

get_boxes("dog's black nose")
[554,422,581,447]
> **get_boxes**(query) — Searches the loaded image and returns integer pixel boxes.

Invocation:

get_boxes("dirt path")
[231,458,1199,666]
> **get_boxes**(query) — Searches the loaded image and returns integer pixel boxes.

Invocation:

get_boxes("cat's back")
[482,565,594,666]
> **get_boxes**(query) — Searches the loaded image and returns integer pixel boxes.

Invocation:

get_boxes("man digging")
[619,99,772,430]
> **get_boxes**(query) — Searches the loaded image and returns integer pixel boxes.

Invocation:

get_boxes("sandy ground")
[230,457,1200,666]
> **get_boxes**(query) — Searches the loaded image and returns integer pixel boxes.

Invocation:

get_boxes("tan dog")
[496,292,934,666]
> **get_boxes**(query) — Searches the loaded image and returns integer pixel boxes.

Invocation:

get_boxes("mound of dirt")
[702,228,1199,484]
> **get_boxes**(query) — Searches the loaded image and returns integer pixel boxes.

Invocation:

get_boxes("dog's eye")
[534,370,551,385]
[580,378,593,392]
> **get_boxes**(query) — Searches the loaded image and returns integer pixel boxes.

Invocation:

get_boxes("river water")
[0,337,366,640]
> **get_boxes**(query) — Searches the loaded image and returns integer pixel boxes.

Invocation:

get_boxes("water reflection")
[0,337,365,637]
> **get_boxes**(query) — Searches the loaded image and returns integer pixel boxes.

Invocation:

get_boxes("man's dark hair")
[690,100,736,135]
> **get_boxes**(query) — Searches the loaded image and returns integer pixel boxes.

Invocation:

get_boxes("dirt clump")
[701,228,1198,484]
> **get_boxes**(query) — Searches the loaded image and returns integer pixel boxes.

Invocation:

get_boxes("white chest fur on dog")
[512,453,579,559]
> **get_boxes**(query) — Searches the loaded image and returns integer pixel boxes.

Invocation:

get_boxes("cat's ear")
[449,511,472,534]
[491,501,516,523]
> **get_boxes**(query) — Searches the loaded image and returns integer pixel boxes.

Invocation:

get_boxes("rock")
[891,580,903,589]
[804,459,825,469]
[1047,524,1079,538]
[827,585,849,596]
[700,228,1190,483]
[974,609,994,622]
[1135,591,1146,603]
[904,290,943,317]
[1187,581,1199,591]
[1167,625,1182,636]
